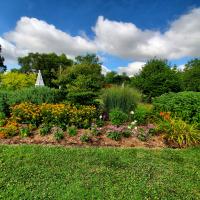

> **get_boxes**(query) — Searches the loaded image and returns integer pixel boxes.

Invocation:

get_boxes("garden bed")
[0,124,166,148]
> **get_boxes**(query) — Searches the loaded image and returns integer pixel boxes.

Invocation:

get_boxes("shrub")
[153,92,200,124]
[39,124,52,136]
[11,102,41,125]
[0,72,36,90]
[8,87,64,105]
[107,131,122,141]
[19,127,31,137]
[133,104,153,125]
[67,126,78,136]
[0,121,18,137]
[80,134,91,143]
[54,130,64,141]
[102,86,141,114]
[11,103,97,128]
[0,91,11,116]
[122,130,132,138]
[155,112,200,147]
[109,109,129,126]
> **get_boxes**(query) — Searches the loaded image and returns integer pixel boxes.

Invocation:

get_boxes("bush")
[109,109,129,126]
[39,124,52,136]
[133,104,153,125]
[19,127,31,137]
[11,103,97,128]
[8,87,64,105]
[102,86,141,114]
[107,131,122,141]
[54,130,64,141]
[155,112,200,147]
[0,121,18,137]
[80,134,91,143]
[153,92,200,124]
[0,87,64,117]
[67,126,77,136]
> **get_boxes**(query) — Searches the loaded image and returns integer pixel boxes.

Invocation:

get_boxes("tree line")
[0,44,200,103]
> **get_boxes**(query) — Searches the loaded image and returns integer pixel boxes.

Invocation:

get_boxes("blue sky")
[0,0,200,74]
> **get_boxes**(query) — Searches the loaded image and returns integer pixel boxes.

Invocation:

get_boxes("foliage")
[11,103,97,128]
[8,87,64,105]
[122,130,132,138]
[11,102,41,125]
[67,125,77,136]
[109,109,129,126]
[39,124,52,136]
[0,121,18,137]
[59,54,103,105]
[19,127,31,137]
[153,92,200,124]
[104,71,130,85]
[54,130,64,141]
[155,112,200,147]
[102,86,141,114]
[80,134,91,142]
[107,131,122,141]
[0,87,64,117]
[183,58,200,91]
[0,72,36,90]
[131,59,182,101]
[18,52,73,87]
[0,45,7,72]
[133,104,153,125]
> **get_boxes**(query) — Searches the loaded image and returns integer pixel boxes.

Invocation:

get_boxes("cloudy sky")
[0,0,200,75]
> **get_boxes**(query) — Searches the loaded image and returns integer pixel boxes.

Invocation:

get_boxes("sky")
[0,0,200,75]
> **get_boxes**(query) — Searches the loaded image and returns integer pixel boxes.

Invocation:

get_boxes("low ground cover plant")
[109,109,129,126]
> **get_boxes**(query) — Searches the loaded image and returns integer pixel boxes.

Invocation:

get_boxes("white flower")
[130,111,134,115]
[99,115,102,119]
[134,127,138,130]
[131,121,137,125]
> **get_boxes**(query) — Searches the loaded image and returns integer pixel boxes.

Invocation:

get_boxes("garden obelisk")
[35,70,45,87]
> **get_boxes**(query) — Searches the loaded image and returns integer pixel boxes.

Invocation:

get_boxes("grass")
[0,145,200,199]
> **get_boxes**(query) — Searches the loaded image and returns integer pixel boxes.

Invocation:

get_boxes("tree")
[183,58,200,91]
[0,72,36,90]
[0,45,7,72]
[18,53,73,87]
[59,54,103,105]
[131,59,182,101]
[104,71,130,85]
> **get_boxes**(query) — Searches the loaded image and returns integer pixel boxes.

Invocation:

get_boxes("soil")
[0,124,167,148]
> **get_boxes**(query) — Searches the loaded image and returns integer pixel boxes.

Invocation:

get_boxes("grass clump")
[102,86,141,114]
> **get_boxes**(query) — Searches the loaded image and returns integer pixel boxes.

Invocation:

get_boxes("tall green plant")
[102,86,141,114]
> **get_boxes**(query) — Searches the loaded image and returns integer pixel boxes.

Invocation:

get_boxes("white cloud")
[118,62,146,76]
[177,64,185,71]
[1,8,200,67]
[2,17,97,64]
[101,65,111,75]
[93,8,200,60]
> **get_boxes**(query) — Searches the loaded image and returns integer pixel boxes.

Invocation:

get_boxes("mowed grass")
[0,145,199,200]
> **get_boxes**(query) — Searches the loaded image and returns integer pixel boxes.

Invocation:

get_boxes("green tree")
[183,58,200,91]
[131,59,182,101]
[59,54,103,105]
[0,45,7,72]
[0,72,36,90]
[104,71,130,85]
[18,53,73,87]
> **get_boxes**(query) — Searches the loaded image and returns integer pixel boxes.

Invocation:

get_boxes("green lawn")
[0,145,199,199]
